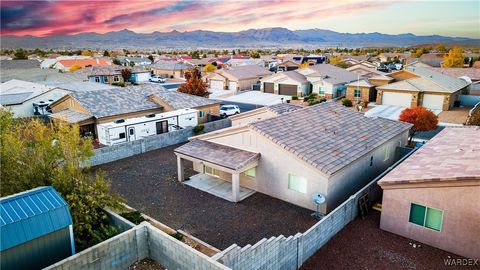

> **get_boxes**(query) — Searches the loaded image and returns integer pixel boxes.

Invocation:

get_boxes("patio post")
[232,173,240,202]
[177,156,184,182]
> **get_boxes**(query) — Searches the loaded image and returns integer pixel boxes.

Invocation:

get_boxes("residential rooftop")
[379,127,480,185]
[306,64,359,85]
[0,59,41,70]
[249,102,412,175]
[0,79,56,105]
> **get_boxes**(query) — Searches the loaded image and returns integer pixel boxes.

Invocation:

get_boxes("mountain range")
[2,28,479,49]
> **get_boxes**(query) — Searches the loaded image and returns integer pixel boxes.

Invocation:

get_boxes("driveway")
[365,105,441,120]
[217,91,292,106]
[94,144,317,250]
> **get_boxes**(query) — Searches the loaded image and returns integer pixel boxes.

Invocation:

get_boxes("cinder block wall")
[90,119,231,166]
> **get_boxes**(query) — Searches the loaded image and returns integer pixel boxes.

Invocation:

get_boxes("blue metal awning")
[0,186,73,251]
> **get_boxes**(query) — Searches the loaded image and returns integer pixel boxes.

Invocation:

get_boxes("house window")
[288,174,307,194]
[204,166,220,177]
[409,203,443,231]
[199,111,205,118]
[113,75,120,82]
[242,168,256,178]
[94,77,100,83]
[370,156,373,166]
[354,89,361,98]
[119,132,126,139]
[319,86,326,96]
[384,146,390,161]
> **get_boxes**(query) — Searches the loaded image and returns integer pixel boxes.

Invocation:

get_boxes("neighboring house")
[379,127,480,259]
[206,65,272,91]
[184,58,211,69]
[277,55,303,71]
[48,85,220,145]
[346,64,388,79]
[151,61,189,79]
[175,102,411,213]
[260,70,310,96]
[117,56,152,67]
[418,53,444,67]
[224,58,265,68]
[87,66,150,84]
[345,79,376,104]
[376,66,470,111]
[53,58,112,71]
[428,67,480,83]
[0,186,75,270]
[301,64,359,98]
[0,59,41,70]
[377,53,409,63]
[40,58,58,69]
[0,79,69,117]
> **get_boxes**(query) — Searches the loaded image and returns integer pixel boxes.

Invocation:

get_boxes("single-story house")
[53,58,112,71]
[0,186,74,270]
[376,67,470,111]
[428,67,480,83]
[345,79,376,104]
[377,53,410,63]
[151,61,189,79]
[117,56,152,67]
[87,66,151,84]
[260,71,310,96]
[0,79,70,117]
[175,102,412,213]
[418,53,444,67]
[346,64,389,79]
[0,59,41,70]
[277,56,303,71]
[379,127,480,259]
[184,58,211,69]
[48,85,220,145]
[225,58,265,68]
[206,65,272,91]
[302,64,360,99]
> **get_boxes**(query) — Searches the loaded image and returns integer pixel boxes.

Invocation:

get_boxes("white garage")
[422,94,444,110]
[228,81,238,91]
[382,92,412,107]
[210,80,224,90]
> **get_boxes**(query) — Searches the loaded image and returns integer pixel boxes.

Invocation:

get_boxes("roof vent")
[146,113,156,118]
[114,119,125,124]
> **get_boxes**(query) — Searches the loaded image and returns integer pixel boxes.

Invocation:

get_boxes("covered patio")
[174,139,260,202]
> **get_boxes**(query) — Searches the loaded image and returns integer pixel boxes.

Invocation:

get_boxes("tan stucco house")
[175,102,412,213]
[260,71,310,96]
[151,61,189,79]
[379,127,480,259]
[206,65,271,92]
[376,67,470,111]
[300,64,359,99]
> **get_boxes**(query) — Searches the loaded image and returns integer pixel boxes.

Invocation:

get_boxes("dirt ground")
[301,211,474,270]
[128,258,165,270]
[438,106,471,124]
[94,143,317,250]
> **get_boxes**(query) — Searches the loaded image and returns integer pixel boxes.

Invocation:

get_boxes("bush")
[303,96,310,102]
[120,211,146,225]
[193,124,205,135]
[292,96,298,100]
[308,100,321,106]
[342,98,352,107]
[169,231,183,241]
[286,99,291,103]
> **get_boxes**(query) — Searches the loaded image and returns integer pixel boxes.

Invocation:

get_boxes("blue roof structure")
[0,186,73,251]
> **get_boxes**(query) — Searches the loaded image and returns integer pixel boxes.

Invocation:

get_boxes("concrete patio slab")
[184,174,256,202]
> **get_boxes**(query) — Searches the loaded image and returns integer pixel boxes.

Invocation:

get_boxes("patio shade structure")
[174,139,260,202]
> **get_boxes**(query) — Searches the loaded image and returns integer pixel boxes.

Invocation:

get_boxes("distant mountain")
[2,28,478,49]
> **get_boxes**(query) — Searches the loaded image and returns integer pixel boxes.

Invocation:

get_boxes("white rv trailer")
[96,108,198,146]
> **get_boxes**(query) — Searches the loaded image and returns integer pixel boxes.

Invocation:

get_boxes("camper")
[97,108,198,146]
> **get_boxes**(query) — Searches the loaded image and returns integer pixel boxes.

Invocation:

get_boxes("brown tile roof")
[379,127,480,186]
[249,102,412,175]
[428,67,480,81]
[175,139,260,171]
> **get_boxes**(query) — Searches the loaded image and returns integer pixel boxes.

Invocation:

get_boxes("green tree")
[13,49,28,60]
[112,58,122,65]
[0,111,122,250]
[103,50,110,57]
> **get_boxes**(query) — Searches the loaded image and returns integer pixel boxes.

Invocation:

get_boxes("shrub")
[169,231,183,241]
[292,96,298,100]
[341,98,352,107]
[120,211,146,225]
[308,100,322,106]
[286,99,291,103]
[303,96,310,102]
[193,124,205,135]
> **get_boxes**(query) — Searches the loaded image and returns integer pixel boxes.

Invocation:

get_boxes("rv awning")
[175,139,260,172]
[49,109,94,124]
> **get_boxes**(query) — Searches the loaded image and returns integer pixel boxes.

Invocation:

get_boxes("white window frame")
[113,75,120,82]
[384,146,390,161]
[288,174,307,194]
[94,76,100,83]
[354,89,361,98]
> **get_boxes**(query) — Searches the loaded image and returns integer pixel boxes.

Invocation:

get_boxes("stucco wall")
[380,184,480,259]
[6,88,69,118]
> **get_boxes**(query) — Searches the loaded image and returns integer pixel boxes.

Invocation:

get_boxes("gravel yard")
[300,211,470,270]
[94,143,316,250]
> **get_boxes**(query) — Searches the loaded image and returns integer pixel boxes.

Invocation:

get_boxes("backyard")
[94,143,317,250]
[300,211,471,270]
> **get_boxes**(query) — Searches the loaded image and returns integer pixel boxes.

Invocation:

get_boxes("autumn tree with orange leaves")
[177,68,209,97]
[399,106,438,144]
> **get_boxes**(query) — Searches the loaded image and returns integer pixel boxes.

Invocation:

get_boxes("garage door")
[278,84,297,96]
[422,94,444,110]
[264,82,274,93]
[228,81,238,91]
[382,92,412,107]
[210,80,224,90]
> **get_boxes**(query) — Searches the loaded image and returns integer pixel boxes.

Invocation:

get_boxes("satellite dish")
[311,192,325,220]
[312,193,326,205]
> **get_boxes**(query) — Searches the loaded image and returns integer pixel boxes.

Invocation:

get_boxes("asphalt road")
[215,101,261,113]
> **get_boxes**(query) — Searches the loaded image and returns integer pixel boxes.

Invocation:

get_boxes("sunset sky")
[1,0,479,38]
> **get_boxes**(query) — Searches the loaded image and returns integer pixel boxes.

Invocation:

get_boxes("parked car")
[220,105,240,117]
[149,75,166,83]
